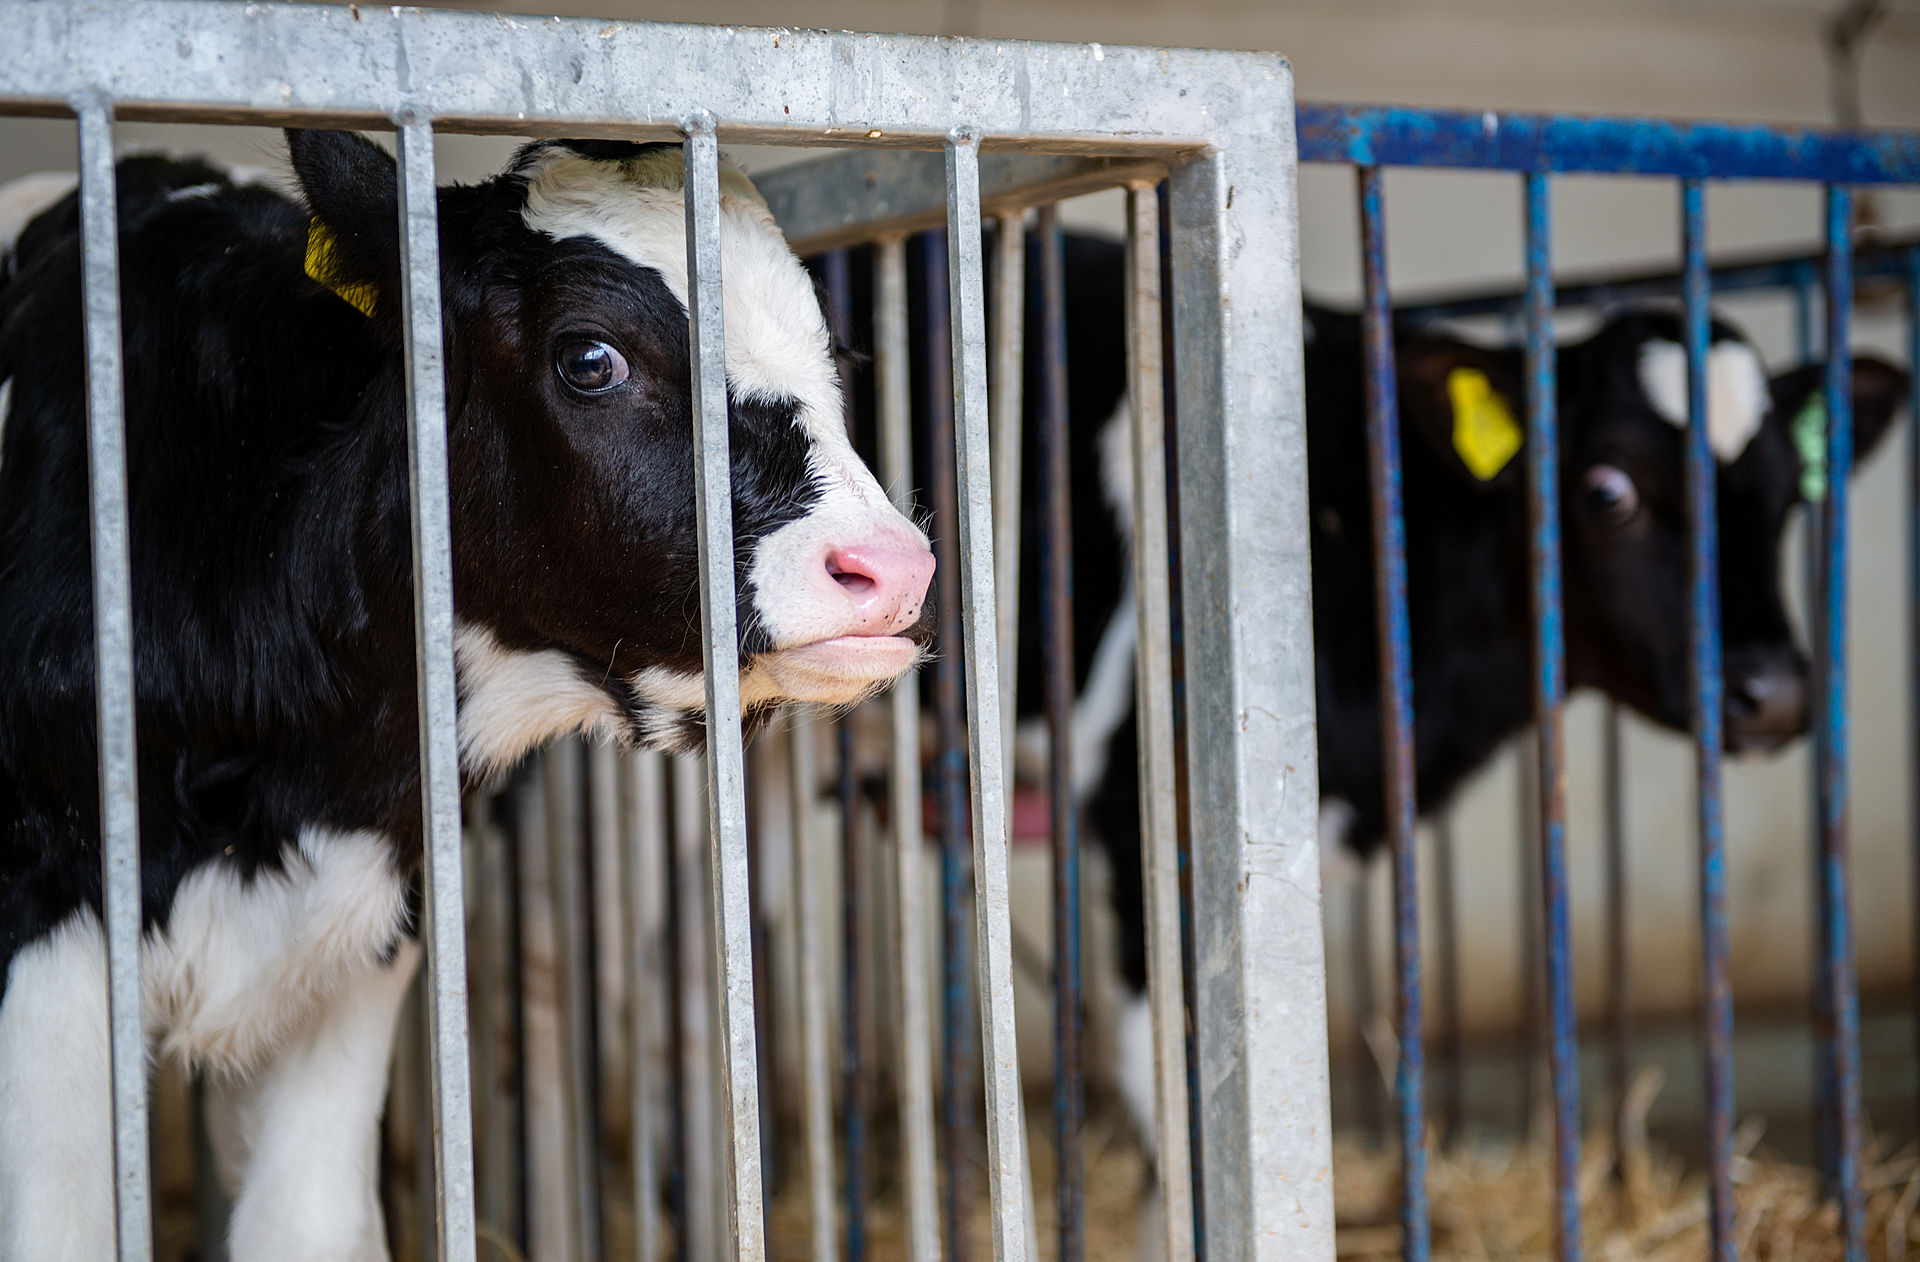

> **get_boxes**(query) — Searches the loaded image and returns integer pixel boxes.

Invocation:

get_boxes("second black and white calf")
[0,132,932,1261]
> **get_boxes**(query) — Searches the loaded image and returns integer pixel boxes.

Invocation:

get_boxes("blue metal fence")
[1302,102,1920,1262]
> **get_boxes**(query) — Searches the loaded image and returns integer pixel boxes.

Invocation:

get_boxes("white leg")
[1115,990,1158,1161]
[0,916,118,1262]
[218,941,420,1262]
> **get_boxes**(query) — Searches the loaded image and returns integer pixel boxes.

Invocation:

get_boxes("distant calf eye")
[555,339,629,394]
[1582,462,1639,524]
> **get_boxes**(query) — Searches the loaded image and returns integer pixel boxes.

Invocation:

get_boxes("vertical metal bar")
[1601,705,1630,1175]
[1521,171,1584,1262]
[626,751,666,1262]
[822,249,869,1262]
[1357,165,1429,1262]
[923,225,974,1262]
[1680,178,1736,1262]
[993,214,1027,795]
[544,740,596,1262]
[1033,202,1086,1262]
[1156,177,1208,1259]
[791,714,837,1262]
[1433,813,1464,1150]
[1908,247,1920,1142]
[945,127,1031,1262]
[680,114,767,1262]
[662,758,696,1260]
[74,93,153,1262]
[394,111,480,1262]
[1816,182,1866,1262]
[1123,182,1196,1262]
[876,233,943,1262]
[1168,120,1334,1260]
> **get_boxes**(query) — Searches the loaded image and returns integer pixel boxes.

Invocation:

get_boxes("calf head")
[1400,309,1906,753]
[286,131,934,770]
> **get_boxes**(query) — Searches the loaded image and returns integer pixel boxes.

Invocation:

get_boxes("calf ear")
[285,129,399,320]
[1396,333,1529,492]
[1766,356,1910,501]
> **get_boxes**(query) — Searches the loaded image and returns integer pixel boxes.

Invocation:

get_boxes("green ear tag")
[1791,395,1828,503]
[1447,367,1522,481]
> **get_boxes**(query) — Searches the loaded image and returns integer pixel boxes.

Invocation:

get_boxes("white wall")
[2,0,1916,1042]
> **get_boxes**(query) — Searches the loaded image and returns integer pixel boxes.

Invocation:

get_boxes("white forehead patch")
[517,146,846,451]
[1636,338,1771,463]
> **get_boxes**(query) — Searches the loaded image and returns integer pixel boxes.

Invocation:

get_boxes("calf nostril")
[830,561,878,598]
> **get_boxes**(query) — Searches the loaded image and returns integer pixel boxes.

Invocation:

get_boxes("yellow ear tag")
[1446,367,1522,481]
[304,218,379,318]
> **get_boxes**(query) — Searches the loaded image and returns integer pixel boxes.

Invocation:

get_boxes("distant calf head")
[286,131,934,769]
[1398,308,1906,753]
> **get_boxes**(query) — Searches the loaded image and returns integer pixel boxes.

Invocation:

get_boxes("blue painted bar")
[1356,166,1429,1262]
[1036,203,1088,1262]
[1522,172,1584,1262]
[922,227,976,1262]
[1389,235,1915,323]
[1680,178,1737,1262]
[1817,184,1867,1262]
[1297,103,1920,183]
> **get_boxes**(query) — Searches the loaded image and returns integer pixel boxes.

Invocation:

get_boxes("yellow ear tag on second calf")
[304,218,380,318]
[1447,366,1522,481]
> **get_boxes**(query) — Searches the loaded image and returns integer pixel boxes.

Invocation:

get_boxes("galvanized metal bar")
[1601,705,1630,1176]
[923,225,975,1262]
[790,713,837,1262]
[1034,201,1086,1262]
[1909,247,1920,1138]
[1522,171,1584,1262]
[1432,812,1464,1149]
[1297,103,1920,182]
[1816,182,1866,1262]
[394,112,480,1262]
[1122,182,1195,1262]
[1357,165,1429,1262]
[760,153,1165,255]
[992,214,1027,797]
[1167,87,1334,1262]
[876,232,942,1262]
[543,740,596,1262]
[0,4,1265,152]
[1680,178,1737,1262]
[625,750,666,1262]
[946,127,1031,1262]
[821,249,870,1262]
[74,93,153,1262]
[681,115,767,1262]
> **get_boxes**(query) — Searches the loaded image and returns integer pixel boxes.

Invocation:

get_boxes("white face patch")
[1072,590,1139,802]
[1636,338,1771,463]
[517,147,928,662]
[1096,398,1135,541]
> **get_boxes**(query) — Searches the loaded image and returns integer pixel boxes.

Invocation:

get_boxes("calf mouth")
[756,601,937,706]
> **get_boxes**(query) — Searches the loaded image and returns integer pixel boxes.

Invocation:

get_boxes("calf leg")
[212,941,420,1262]
[0,916,118,1262]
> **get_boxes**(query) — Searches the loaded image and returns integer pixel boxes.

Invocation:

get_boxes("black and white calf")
[0,132,932,1260]
[1020,236,1908,1150]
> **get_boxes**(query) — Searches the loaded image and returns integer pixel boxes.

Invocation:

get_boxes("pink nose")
[823,540,935,636]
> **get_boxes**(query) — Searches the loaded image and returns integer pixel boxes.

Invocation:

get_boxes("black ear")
[1766,356,1910,499]
[1396,331,1529,491]
[285,129,399,316]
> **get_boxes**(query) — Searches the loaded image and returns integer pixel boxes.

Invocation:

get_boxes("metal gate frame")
[0,5,1326,1261]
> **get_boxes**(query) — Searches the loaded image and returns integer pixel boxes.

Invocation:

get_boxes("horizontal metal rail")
[1297,102,1920,181]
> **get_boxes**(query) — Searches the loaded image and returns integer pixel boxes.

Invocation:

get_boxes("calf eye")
[1582,463,1639,524]
[554,339,629,394]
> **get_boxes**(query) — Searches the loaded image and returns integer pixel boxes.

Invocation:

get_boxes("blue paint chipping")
[1298,103,1920,183]
[1357,166,1430,1262]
